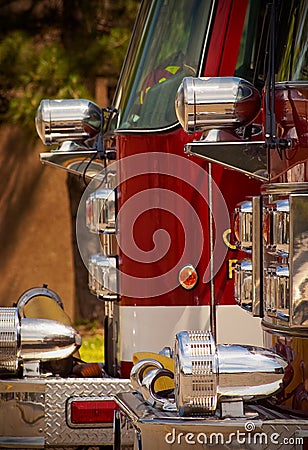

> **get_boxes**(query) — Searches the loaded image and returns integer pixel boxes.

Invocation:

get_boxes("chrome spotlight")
[35,99,102,145]
[175,77,261,133]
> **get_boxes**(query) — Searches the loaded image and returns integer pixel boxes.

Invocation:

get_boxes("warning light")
[178,265,198,290]
[69,399,119,426]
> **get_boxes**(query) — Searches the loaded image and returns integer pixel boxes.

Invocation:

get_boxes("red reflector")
[70,400,118,424]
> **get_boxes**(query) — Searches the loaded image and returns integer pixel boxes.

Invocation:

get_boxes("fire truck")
[0,0,307,448]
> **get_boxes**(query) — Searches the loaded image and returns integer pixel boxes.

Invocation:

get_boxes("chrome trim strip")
[40,150,106,179]
[252,196,261,316]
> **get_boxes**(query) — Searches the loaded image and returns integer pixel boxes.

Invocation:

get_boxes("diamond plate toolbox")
[0,377,133,448]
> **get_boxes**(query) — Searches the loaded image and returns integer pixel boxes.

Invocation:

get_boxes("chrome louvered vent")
[174,331,218,415]
[0,306,81,377]
[0,308,19,375]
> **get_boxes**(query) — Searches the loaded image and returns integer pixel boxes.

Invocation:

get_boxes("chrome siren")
[174,331,287,416]
[0,307,81,377]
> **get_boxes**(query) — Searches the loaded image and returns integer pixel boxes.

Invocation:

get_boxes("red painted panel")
[204,0,233,76]
[204,0,248,76]
[116,129,261,307]
[218,0,249,76]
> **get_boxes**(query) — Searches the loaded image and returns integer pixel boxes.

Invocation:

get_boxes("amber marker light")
[178,265,198,290]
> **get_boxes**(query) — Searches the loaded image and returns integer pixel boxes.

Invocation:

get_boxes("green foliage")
[0,31,90,129]
[0,0,140,132]
[79,333,105,363]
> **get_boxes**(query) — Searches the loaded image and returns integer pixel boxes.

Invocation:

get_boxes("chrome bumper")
[115,392,308,450]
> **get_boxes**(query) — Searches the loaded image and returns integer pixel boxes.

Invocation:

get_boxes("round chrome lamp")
[175,77,261,133]
[35,99,102,145]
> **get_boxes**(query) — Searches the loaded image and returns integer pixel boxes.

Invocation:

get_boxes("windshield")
[110,0,214,131]
[235,0,308,87]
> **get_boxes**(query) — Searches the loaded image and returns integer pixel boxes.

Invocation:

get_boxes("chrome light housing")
[234,200,253,252]
[88,254,117,300]
[234,259,253,311]
[174,330,287,416]
[175,77,261,133]
[0,307,81,377]
[35,99,102,145]
[262,184,308,330]
[174,331,218,415]
[86,188,116,234]
[233,196,262,317]
[264,265,289,321]
[264,198,290,254]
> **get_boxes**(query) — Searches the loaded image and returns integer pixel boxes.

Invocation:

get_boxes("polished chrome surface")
[0,308,19,376]
[88,254,118,300]
[173,330,286,416]
[174,330,218,415]
[0,379,45,447]
[175,77,261,133]
[40,148,107,178]
[263,331,308,414]
[261,184,308,415]
[130,358,163,391]
[86,188,116,233]
[233,196,261,316]
[20,318,81,361]
[36,99,102,145]
[115,391,308,450]
[234,259,253,311]
[262,184,308,331]
[217,344,287,400]
[140,367,175,408]
[264,265,290,321]
[234,200,253,251]
[100,232,118,257]
[17,285,63,318]
[272,199,290,253]
[184,139,268,181]
[264,198,290,255]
